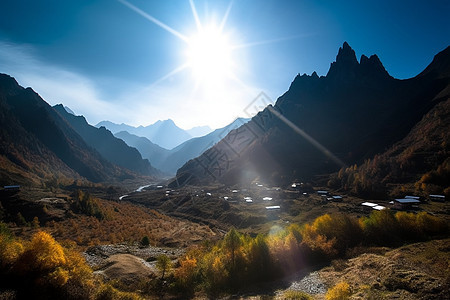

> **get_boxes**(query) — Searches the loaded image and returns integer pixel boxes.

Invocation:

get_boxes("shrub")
[307,214,362,255]
[415,211,448,236]
[174,255,198,295]
[95,284,142,300]
[156,254,172,280]
[140,236,150,247]
[0,234,24,267]
[325,281,351,300]
[17,231,67,274]
[71,190,105,220]
[360,210,400,245]
[282,290,313,299]
[1,231,94,299]
[395,211,420,240]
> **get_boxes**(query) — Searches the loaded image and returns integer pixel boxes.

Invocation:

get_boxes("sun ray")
[118,0,188,42]
[219,1,233,32]
[189,0,202,31]
[148,62,190,88]
[228,72,260,97]
[231,33,314,50]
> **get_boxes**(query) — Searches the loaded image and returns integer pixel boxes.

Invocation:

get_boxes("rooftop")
[395,198,420,204]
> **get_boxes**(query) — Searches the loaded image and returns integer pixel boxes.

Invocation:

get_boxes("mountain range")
[96,119,209,150]
[115,118,249,174]
[53,104,160,177]
[0,74,158,186]
[1,42,448,193]
[173,42,450,189]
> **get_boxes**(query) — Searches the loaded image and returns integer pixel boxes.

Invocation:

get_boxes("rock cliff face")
[174,43,450,186]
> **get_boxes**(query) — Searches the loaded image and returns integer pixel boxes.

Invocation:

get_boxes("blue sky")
[0,0,449,129]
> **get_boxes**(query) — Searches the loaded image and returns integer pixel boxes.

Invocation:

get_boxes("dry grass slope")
[319,239,450,299]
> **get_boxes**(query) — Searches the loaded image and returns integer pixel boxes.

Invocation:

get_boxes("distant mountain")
[116,118,249,174]
[173,43,450,186]
[95,121,136,136]
[186,125,212,137]
[96,119,192,149]
[114,130,170,171]
[53,104,161,177]
[0,74,135,184]
[160,118,249,174]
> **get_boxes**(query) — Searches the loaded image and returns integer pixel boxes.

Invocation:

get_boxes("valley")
[1,180,448,299]
[0,40,449,299]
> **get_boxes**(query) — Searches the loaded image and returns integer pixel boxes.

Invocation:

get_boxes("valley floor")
[1,182,449,299]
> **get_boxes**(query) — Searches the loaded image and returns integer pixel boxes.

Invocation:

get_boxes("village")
[112,180,449,236]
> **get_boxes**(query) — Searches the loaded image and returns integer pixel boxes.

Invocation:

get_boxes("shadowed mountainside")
[53,104,161,177]
[328,96,450,198]
[114,130,170,170]
[0,74,140,184]
[174,43,450,187]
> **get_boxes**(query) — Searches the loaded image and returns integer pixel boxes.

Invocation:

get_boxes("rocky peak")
[326,42,393,83]
[326,42,359,80]
[336,41,359,66]
[360,54,391,79]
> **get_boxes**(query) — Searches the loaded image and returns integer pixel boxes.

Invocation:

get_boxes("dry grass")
[318,239,450,299]
[43,198,218,248]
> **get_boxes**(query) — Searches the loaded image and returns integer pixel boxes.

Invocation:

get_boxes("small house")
[244,197,253,203]
[362,202,377,209]
[266,205,281,220]
[3,185,20,191]
[429,194,445,202]
[373,205,385,211]
[265,205,281,210]
[393,198,420,210]
[2,185,20,195]
[332,195,343,201]
[405,195,420,199]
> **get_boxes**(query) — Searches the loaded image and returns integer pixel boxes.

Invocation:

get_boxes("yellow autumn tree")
[174,255,198,294]
[325,281,351,300]
[0,228,24,267]
[14,231,68,286]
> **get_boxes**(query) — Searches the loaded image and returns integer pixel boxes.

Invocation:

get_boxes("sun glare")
[186,25,234,85]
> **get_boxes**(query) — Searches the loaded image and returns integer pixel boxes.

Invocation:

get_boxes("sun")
[186,25,234,85]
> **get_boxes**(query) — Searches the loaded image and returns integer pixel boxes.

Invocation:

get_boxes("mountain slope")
[113,130,170,171]
[96,119,192,149]
[328,96,450,198]
[53,105,161,177]
[0,81,79,185]
[0,74,135,184]
[174,43,450,186]
[160,118,250,174]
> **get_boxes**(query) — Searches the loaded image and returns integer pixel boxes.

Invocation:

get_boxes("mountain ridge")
[0,74,136,184]
[53,104,161,177]
[173,43,450,187]
[116,117,250,174]
[96,118,192,150]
